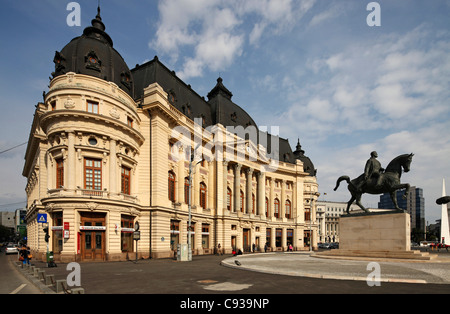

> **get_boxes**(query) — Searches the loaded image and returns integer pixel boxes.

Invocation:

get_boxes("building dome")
[51,7,133,97]
[293,139,316,176]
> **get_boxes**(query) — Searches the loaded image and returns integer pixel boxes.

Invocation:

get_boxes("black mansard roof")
[51,8,316,175]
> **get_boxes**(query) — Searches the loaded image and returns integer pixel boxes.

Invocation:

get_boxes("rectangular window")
[84,158,102,190]
[202,224,209,249]
[170,220,180,251]
[127,117,133,127]
[121,167,131,195]
[56,159,64,188]
[87,100,99,114]
[52,212,63,254]
[305,208,311,221]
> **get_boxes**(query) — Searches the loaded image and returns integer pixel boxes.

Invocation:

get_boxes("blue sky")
[0,0,449,224]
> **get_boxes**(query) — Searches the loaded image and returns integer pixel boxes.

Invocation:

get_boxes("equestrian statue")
[334,151,414,214]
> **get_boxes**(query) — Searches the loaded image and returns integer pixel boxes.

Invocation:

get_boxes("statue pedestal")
[316,211,436,261]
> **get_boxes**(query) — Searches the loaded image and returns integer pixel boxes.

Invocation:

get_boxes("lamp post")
[309,191,320,252]
[188,144,201,261]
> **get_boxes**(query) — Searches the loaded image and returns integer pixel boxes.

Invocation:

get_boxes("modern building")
[378,186,425,234]
[22,8,319,262]
[0,211,15,229]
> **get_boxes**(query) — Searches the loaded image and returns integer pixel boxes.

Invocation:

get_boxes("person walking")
[20,245,29,267]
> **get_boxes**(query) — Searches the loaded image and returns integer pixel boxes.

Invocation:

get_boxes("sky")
[0,0,449,224]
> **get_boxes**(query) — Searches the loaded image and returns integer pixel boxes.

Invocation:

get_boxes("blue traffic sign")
[37,213,47,223]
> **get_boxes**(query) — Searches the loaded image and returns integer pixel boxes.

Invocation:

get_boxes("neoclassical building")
[23,8,319,262]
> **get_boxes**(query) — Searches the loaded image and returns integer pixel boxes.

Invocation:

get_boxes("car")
[329,242,339,249]
[318,243,331,249]
[5,244,18,255]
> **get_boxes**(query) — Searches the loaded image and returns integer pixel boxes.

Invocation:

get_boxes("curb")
[220,256,429,284]
[9,259,56,294]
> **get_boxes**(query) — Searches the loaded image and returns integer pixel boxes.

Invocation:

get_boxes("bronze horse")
[334,153,414,214]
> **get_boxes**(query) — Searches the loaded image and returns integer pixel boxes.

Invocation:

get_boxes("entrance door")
[243,229,250,252]
[80,213,105,261]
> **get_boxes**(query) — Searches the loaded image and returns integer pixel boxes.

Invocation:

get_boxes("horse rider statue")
[356,151,384,192]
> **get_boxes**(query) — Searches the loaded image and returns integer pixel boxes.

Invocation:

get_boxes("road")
[0,251,41,294]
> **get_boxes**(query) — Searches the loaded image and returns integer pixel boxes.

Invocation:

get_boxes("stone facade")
[22,9,319,262]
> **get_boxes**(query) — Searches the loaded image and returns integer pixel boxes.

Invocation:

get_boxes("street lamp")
[309,191,320,252]
[188,143,201,261]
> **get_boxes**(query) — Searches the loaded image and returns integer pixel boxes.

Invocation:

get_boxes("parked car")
[318,243,331,249]
[330,242,339,249]
[5,244,18,255]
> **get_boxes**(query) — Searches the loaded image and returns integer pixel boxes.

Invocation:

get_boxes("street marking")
[10,284,27,294]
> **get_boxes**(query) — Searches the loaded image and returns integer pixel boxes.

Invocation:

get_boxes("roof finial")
[91,2,105,32]
[96,1,101,20]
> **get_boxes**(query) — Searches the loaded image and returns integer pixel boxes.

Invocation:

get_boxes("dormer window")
[53,51,66,76]
[121,71,132,89]
[85,51,101,72]
[168,91,176,105]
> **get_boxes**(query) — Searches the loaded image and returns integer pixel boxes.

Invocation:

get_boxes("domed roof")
[207,77,258,131]
[51,7,133,97]
[293,139,316,176]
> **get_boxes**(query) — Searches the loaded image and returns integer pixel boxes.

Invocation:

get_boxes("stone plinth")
[340,211,410,251]
[315,211,436,261]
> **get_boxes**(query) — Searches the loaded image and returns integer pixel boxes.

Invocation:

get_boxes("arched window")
[240,190,244,212]
[274,198,280,218]
[285,199,292,219]
[265,197,269,217]
[200,182,207,209]
[168,171,176,202]
[184,177,190,204]
[227,187,232,211]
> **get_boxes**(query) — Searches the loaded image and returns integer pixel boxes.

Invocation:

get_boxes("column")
[109,138,117,194]
[177,146,185,203]
[47,153,53,190]
[208,161,214,209]
[269,177,274,218]
[281,180,286,219]
[222,161,228,211]
[256,172,265,216]
[270,227,276,249]
[233,164,241,212]
[246,168,253,214]
[193,162,199,207]
[67,132,76,190]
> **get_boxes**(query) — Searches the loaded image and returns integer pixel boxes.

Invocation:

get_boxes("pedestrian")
[217,243,223,255]
[27,246,32,265]
[20,245,29,267]
[252,243,255,253]
[264,242,268,253]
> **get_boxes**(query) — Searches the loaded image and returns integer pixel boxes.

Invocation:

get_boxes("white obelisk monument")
[441,179,450,245]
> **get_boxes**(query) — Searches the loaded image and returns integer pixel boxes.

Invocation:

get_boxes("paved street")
[0,252,41,294]
[5,250,450,295]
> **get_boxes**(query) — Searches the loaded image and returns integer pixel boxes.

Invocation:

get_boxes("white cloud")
[272,25,450,140]
[153,0,316,79]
